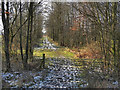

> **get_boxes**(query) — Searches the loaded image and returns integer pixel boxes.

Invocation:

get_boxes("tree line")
[47,2,120,68]
[1,1,43,71]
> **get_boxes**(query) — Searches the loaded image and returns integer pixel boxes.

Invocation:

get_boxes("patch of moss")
[62,50,75,59]
[33,48,77,59]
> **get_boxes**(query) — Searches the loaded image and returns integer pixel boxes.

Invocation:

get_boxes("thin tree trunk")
[25,3,31,70]
[29,2,34,61]
[112,2,117,67]
[2,2,11,71]
[118,39,120,88]
[19,1,24,67]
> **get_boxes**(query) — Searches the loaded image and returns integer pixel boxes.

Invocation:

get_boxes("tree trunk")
[24,3,31,70]
[29,2,34,61]
[19,1,24,67]
[2,2,11,72]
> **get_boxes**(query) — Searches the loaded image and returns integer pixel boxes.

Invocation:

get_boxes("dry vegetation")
[66,42,102,59]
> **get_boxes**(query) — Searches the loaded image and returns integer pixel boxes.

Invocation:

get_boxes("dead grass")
[2,54,47,72]
[67,42,103,59]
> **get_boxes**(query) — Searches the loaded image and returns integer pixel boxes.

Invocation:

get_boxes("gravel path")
[2,58,88,88]
[31,58,88,88]
[47,58,88,88]
[34,37,58,50]
[2,37,88,88]
[2,37,118,88]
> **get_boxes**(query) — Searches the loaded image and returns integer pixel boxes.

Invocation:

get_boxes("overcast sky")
[0,16,3,34]
[0,1,3,34]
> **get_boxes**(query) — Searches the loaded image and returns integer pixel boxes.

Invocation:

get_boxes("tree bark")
[24,3,31,70]
[29,2,34,61]
[19,1,24,67]
[2,2,11,71]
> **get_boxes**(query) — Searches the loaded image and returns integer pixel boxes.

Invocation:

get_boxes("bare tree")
[1,1,11,71]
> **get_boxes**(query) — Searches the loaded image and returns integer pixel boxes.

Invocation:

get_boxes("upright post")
[43,54,45,68]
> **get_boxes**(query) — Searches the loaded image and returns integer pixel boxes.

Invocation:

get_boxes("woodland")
[1,1,120,88]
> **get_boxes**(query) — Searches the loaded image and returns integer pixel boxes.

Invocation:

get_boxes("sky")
[42,0,51,33]
[0,2,3,34]
[0,16,3,34]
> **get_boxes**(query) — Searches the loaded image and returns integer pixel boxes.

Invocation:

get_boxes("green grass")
[0,35,2,38]
[33,36,77,59]
[39,43,43,46]
[33,48,77,59]
[0,35,2,53]
[61,49,76,59]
